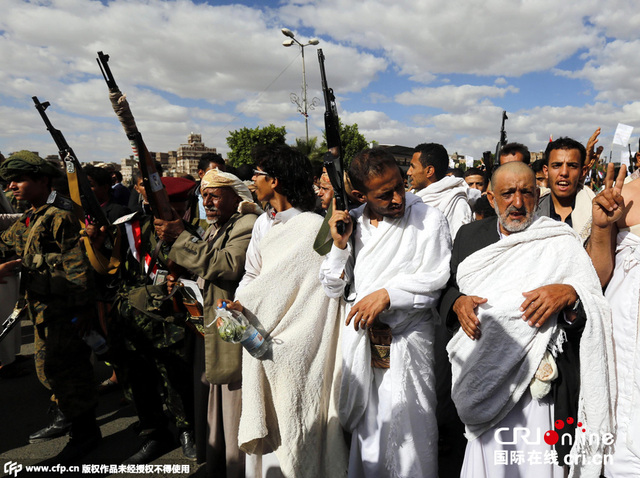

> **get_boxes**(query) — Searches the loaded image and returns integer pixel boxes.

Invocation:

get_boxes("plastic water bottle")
[215,302,268,358]
[82,330,110,355]
[71,317,109,356]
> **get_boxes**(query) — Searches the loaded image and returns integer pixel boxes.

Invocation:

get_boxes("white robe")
[448,216,615,478]
[413,176,473,239]
[604,228,640,478]
[236,212,347,478]
[320,192,452,478]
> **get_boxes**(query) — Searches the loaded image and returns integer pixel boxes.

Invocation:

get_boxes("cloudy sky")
[1,0,640,165]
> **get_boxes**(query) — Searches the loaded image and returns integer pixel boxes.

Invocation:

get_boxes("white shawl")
[605,230,640,458]
[447,216,615,478]
[413,176,473,239]
[235,212,347,478]
[340,193,451,478]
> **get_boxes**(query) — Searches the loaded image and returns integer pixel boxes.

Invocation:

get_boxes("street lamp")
[281,28,320,144]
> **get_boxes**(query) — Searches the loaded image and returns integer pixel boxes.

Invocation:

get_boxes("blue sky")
[1,0,639,165]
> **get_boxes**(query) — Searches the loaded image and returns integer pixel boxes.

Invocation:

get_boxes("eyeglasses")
[253,169,270,177]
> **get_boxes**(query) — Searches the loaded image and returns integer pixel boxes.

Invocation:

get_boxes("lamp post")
[281,28,320,145]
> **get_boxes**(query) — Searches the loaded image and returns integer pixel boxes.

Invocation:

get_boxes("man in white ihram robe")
[320,148,451,478]
[445,162,614,478]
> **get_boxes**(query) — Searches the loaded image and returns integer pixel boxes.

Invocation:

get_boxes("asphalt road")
[0,319,205,478]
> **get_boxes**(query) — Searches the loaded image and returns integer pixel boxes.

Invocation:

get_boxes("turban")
[0,150,62,180]
[201,168,262,215]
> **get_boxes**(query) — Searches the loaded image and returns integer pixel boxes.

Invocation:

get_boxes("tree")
[226,124,287,167]
[295,136,318,158]
[320,120,369,168]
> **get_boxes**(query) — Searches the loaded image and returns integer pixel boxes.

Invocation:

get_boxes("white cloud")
[557,39,640,104]
[2,0,640,167]
[280,0,602,79]
[395,84,518,112]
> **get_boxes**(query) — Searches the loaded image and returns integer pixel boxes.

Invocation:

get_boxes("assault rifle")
[318,48,347,234]
[494,110,508,168]
[96,51,173,221]
[32,97,121,275]
[32,97,110,229]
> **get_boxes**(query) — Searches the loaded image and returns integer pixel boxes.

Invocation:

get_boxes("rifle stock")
[96,51,173,221]
[318,49,347,233]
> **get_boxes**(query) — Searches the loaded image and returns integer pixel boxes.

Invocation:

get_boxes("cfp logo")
[3,461,22,477]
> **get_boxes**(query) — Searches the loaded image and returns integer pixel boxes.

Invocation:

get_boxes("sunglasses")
[253,169,270,177]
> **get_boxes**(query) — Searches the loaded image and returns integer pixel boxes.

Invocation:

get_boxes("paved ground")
[0,319,205,478]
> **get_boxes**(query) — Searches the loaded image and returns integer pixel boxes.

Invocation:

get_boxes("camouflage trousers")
[108,291,194,432]
[31,302,98,420]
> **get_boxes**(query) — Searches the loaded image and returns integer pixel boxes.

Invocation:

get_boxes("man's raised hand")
[329,198,353,250]
[586,127,604,171]
[154,209,185,243]
[592,162,627,228]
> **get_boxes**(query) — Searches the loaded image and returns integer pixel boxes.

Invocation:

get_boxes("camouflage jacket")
[0,203,94,322]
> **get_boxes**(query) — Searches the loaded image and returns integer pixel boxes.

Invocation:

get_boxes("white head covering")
[201,168,262,215]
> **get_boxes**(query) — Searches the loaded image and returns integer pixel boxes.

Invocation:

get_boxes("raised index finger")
[603,162,615,190]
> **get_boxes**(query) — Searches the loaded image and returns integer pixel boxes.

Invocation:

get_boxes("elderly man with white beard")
[439,161,615,478]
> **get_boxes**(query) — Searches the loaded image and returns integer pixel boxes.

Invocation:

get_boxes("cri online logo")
[544,417,584,446]
[495,415,613,450]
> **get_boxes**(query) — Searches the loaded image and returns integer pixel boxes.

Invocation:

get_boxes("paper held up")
[613,123,633,147]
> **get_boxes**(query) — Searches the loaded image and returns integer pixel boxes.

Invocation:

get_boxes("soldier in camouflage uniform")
[0,151,100,463]
[100,174,197,464]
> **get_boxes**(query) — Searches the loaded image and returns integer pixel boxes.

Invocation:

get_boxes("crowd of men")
[0,132,639,478]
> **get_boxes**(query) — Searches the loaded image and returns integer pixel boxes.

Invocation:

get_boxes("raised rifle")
[494,110,508,168]
[96,51,173,221]
[32,97,109,229]
[32,96,121,275]
[318,48,347,234]
[97,51,187,290]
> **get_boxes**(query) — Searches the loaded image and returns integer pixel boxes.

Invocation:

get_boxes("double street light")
[281,28,320,144]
